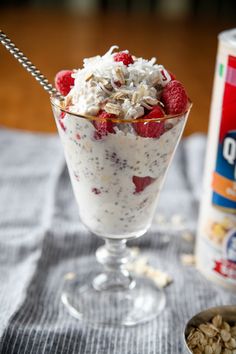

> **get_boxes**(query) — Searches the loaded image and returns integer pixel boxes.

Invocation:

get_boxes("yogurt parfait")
[51,46,190,238]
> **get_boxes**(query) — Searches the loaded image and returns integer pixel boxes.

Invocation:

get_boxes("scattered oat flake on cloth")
[171,214,185,227]
[181,253,196,266]
[154,213,167,225]
[181,231,194,243]
[127,256,172,288]
[130,247,141,257]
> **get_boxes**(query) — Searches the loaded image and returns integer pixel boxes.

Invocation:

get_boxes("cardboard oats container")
[196,29,236,291]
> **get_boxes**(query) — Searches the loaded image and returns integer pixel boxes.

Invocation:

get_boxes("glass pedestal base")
[62,269,165,327]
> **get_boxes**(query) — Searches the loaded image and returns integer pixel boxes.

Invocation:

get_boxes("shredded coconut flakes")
[68,46,171,119]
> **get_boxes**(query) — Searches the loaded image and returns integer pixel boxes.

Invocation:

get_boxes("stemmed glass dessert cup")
[51,95,191,326]
[0,30,191,325]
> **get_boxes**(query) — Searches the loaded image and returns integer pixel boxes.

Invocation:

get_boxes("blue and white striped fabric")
[0,128,235,354]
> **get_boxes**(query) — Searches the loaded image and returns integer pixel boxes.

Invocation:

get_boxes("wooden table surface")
[0,8,234,135]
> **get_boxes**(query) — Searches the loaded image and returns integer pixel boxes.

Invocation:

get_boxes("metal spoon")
[0,30,63,100]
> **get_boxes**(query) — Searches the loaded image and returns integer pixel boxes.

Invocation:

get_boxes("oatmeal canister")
[196,29,236,290]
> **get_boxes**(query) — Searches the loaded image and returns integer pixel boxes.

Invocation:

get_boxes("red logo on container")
[219,55,236,142]
[213,259,236,279]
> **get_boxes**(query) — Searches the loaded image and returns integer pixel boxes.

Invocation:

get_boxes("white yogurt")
[53,107,186,238]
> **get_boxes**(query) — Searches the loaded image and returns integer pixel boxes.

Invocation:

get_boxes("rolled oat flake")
[196,29,236,291]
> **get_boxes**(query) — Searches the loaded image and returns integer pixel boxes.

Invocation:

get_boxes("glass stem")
[93,239,135,291]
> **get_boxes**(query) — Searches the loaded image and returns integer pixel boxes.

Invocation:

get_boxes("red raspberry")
[132,176,155,193]
[133,106,165,138]
[168,71,176,81]
[58,118,66,131]
[94,111,115,139]
[161,69,176,82]
[57,110,67,131]
[60,111,66,119]
[114,52,134,66]
[161,80,188,115]
[74,172,79,181]
[55,70,74,96]
[92,187,101,195]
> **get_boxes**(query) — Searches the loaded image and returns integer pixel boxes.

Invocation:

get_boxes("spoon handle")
[0,30,63,99]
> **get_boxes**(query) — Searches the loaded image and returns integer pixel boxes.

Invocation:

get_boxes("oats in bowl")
[184,306,236,354]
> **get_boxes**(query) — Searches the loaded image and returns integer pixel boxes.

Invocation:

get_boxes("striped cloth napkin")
[0,128,235,354]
